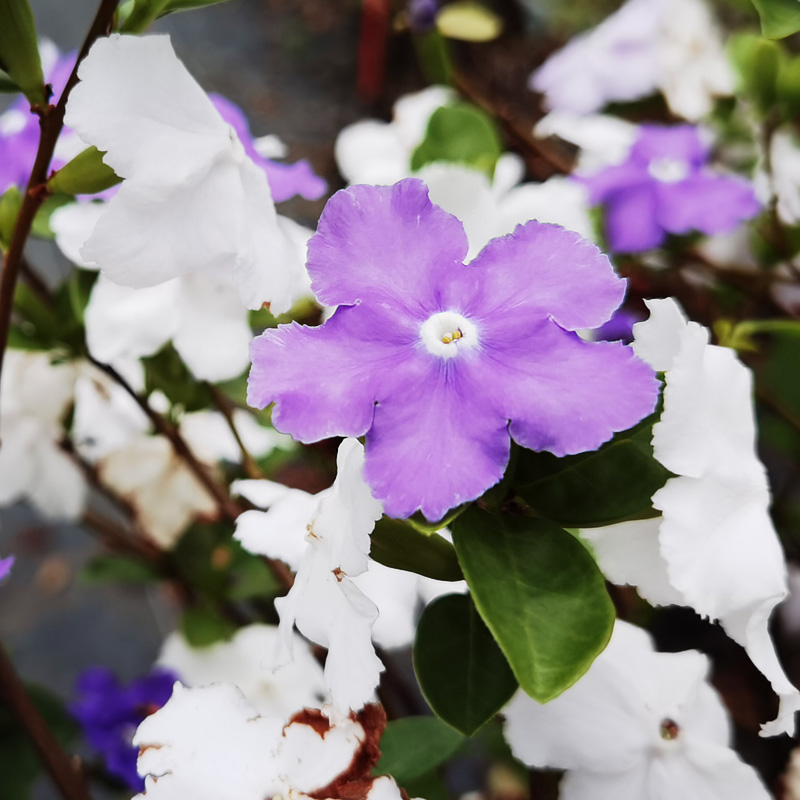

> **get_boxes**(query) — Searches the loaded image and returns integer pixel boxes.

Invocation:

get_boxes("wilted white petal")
[158,625,326,717]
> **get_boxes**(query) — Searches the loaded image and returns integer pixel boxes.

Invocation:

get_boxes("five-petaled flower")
[248,178,659,520]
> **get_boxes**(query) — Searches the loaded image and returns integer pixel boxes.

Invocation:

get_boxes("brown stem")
[206,383,265,480]
[0,0,120,422]
[0,643,92,800]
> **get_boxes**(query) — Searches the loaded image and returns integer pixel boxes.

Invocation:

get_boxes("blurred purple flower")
[209,94,326,203]
[407,0,439,32]
[248,178,659,520]
[594,308,643,344]
[582,125,760,253]
[0,556,13,582]
[70,666,178,791]
[0,49,76,194]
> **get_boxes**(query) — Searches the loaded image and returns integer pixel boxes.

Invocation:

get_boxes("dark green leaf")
[752,0,800,38]
[414,593,518,735]
[48,147,120,196]
[0,68,19,92]
[0,683,79,800]
[142,343,212,412]
[728,33,784,113]
[513,415,670,528]
[227,547,280,601]
[375,716,463,783]
[402,770,451,800]
[180,606,236,647]
[412,30,452,85]
[0,0,45,105]
[778,56,800,119]
[452,509,614,703]
[80,553,161,584]
[0,186,22,249]
[411,103,501,178]
[121,0,231,32]
[371,518,463,582]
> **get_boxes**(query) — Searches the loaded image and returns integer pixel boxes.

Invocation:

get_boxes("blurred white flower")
[63,34,304,314]
[157,624,326,718]
[531,0,733,121]
[583,298,800,736]
[768,129,800,227]
[0,351,86,519]
[504,621,770,800]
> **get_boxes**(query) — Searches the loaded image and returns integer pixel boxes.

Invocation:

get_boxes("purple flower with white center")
[582,124,760,253]
[248,178,659,521]
[0,556,13,582]
[70,666,177,791]
[209,94,326,203]
[0,50,75,194]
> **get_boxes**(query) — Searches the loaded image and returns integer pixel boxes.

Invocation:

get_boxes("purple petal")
[248,304,420,443]
[594,308,643,344]
[0,556,13,582]
[365,360,510,520]
[307,179,469,309]
[656,174,760,237]
[479,321,659,456]
[461,221,626,331]
[630,124,708,169]
[0,107,40,193]
[580,162,647,205]
[604,183,664,252]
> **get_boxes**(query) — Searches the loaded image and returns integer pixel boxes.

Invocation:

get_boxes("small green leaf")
[728,33,784,114]
[370,518,463,582]
[0,0,45,105]
[48,147,120,196]
[121,0,231,32]
[180,606,236,647]
[0,186,22,249]
[80,553,161,584]
[412,31,452,85]
[452,509,615,703]
[31,193,73,239]
[436,1,502,42]
[411,102,502,178]
[414,593,518,735]
[513,415,670,529]
[374,717,464,784]
[752,0,800,38]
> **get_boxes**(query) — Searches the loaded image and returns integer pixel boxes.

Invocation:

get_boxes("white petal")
[581,518,683,608]
[50,202,104,269]
[65,35,228,186]
[366,776,405,800]
[631,297,692,372]
[392,85,454,150]
[334,120,409,186]
[157,624,326,718]
[560,766,649,800]
[28,440,88,520]
[133,682,284,800]
[1,350,78,425]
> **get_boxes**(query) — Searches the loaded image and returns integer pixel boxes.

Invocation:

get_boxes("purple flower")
[0,556,13,582]
[582,125,760,253]
[209,94,326,203]
[248,179,659,520]
[594,308,643,345]
[0,49,76,194]
[407,0,439,32]
[70,666,178,791]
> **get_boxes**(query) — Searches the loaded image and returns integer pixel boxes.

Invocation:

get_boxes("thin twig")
[206,383,265,480]
[0,0,120,422]
[0,643,92,800]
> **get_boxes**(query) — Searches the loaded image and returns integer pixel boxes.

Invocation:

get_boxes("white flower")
[582,298,800,736]
[768,129,800,227]
[157,624,327,718]
[0,351,86,519]
[504,621,770,800]
[530,0,733,121]
[133,682,398,800]
[64,34,304,314]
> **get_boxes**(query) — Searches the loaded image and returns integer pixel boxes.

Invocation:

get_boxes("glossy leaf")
[414,593,518,735]
[513,415,670,528]
[752,0,800,38]
[411,102,501,178]
[436,1,502,42]
[452,509,615,703]
[0,0,45,105]
[371,518,463,582]
[374,716,464,784]
[48,146,120,196]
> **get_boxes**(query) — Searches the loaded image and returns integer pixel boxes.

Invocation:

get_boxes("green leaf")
[375,716,464,784]
[436,1,502,42]
[752,0,800,38]
[778,56,800,118]
[80,553,161,584]
[120,0,231,32]
[452,509,615,703]
[227,547,280,601]
[0,186,22,249]
[180,606,236,647]
[48,147,120,196]
[513,415,670,528]
[0,68,19,92]
[142,343,212,412]
[413,593,518,735]
[370,518,463,582]
[410,102,501,178]
[0,683,79,800]
[728,33,784,114]
[0,0,45,105]
[31,193,73,239]
[12,278,87,353]
[412,31,452,85]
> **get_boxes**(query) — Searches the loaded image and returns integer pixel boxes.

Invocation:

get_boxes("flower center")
[647,157,689,184]
[659,718,680,741]
[420,311,478,359]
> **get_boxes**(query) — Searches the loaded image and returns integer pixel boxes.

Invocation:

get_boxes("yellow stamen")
[452,329,463,340]
[441,329,463,345]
